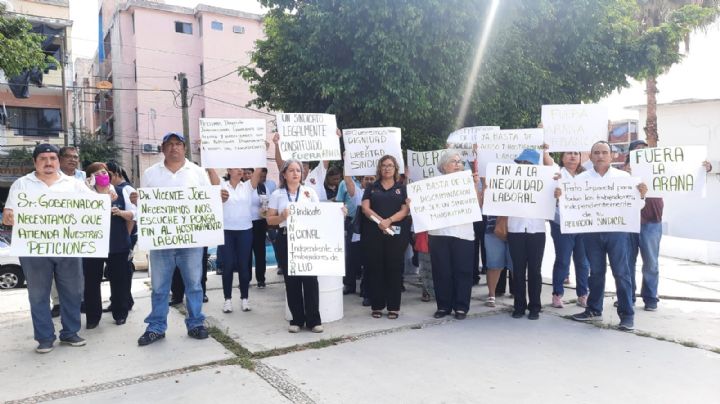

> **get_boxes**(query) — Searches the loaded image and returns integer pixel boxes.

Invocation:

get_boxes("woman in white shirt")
[267,159,323,333]
[212,168,261,313]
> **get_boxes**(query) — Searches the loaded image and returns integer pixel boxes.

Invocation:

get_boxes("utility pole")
[59,32,69,147]
[178,72,191,159]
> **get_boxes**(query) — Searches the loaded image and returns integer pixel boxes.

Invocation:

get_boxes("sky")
[69,1,720,120]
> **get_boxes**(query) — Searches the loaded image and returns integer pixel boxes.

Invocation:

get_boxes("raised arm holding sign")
[541,104,608,152]
[343,127,404,176]
[276,113,340,161]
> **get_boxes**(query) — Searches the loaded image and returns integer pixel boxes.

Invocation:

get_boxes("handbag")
[494,216,508,241]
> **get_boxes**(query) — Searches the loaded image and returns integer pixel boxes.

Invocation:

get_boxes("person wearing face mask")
[82,163,134,328]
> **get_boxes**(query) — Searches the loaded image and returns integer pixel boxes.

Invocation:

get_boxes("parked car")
[0,238,24,289]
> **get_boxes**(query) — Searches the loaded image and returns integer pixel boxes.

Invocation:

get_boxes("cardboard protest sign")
[343,127,404,176]
[276,113,340,161]
[137,186,224,250]
[541,104,608,152]
[407,149,442,183]
[447,126,500,167]
[199,118,267,168]
[483,163,556,220]
[287,202,345,276]
[10,191,111,257]
[559,176,643,233]
[407,170,482,232]
[476,128,545,176]
[630,145,707,197]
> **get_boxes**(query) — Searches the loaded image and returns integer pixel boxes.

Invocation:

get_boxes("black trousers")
[171,246,208,301]
[473,220,488,280]
[363,226,407,312]
[343,217,361,292]
[249,219,267,284]
[508,232,546,314]
[276,231,321,327]
[429,235,474,313]
[83,252,131,322]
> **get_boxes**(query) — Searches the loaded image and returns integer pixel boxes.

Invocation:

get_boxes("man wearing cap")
[134,132,212,346]
[2,144,93,353]
[558,141,647,331]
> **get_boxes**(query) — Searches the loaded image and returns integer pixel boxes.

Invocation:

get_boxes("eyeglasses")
[448,159,463,165]
[381,164,395,169]
[62,155,79,160]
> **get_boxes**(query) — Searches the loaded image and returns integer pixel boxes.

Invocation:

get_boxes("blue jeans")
[583,232,634,320]
[145,248,205,333]
[19,257,83,343]
[550,221,590,297]
[221,229,253,299]
[628,222,662,304]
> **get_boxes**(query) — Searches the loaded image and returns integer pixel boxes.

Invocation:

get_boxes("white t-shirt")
[250,179,277,221]
[428,223,475,241]
[5,172,92,209]
[268,185,319,228]
[119,183,138,220]
[221,179,255,230]
[141,159,210,188]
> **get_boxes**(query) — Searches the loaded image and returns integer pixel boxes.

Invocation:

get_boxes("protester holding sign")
[267,159,323,333]
[361,155,410,320]
[558,141,647,331]
[82,162,134,328]
[550,151,590,309]
[249,168,276,289]
[2,144,95,353]
[425,151,478,320]
[135,132,212,346]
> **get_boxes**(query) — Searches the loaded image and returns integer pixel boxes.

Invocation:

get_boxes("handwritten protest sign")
[10,191,110,257]
[483,163,556,220]
[559,177,643,233]
[407,170,482,232]
[407,149,442,182]
[199,118,267,168]
[476,128,545,176]
[343,127,404,176]
[541,104,608,152]
[447,126,500,167]
[137,186,224,250]
[287,202,345,276]
[630,145,707,197]
[276,113,340,161]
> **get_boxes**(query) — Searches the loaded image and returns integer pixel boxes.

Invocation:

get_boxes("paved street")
[1,250,719,403]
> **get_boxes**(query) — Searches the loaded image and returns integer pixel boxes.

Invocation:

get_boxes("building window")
[6,107,62,137]
[201,109,205,118]
[211,21,223,31]
[175,21,192,35]
[199,63,204,85]
[232,25,245,34]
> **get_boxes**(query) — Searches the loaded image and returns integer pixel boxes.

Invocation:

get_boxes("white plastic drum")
[285,275,344,323]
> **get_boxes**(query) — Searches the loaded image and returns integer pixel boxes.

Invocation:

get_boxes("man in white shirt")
[134,132,212,346]
[568,141,647,331]
[3,144,92,353]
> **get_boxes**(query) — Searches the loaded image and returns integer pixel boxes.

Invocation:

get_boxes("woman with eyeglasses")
[361,155,410,319]
[82,162,135,328]
[550,151,590,309]
[425,150,478,320]
[267,159,323,333]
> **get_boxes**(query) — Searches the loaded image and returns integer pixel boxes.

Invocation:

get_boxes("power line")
[190,69,237,89]
[192,93,274,117]
[0,81,177,93]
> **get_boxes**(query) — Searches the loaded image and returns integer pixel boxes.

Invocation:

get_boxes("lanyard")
[286,187,300,202]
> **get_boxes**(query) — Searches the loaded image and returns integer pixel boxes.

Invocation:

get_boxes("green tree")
[0,4,55,77]
[77,133,121,167]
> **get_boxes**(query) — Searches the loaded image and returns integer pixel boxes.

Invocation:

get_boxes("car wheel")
[0,265,24,289]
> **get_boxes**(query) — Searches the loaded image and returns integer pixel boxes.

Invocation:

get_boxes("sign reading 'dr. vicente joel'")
[276,113,340,161]
[407,170,482,233]
[559,177,643,234]
[630,145,707,198]
[137,186,224,250]
[199,118,267,168]
[287,202,345,276]
[541,104,607,152]
[343,127,404,176]
[10,190,111,257]
[483,163,556,220]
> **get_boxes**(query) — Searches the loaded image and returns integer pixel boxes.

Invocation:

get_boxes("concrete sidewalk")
[1,253,718,403]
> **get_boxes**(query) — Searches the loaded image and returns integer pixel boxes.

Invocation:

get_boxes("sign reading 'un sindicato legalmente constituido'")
[137,185,224,250]
[276,113,341,161]
[10,191,111,257]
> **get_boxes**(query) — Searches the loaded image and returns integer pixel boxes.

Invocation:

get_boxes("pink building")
[87,0,272,183]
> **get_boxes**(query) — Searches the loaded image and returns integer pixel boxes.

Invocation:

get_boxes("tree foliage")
[0,5,54,78]
[77,134,121,168]
[242,0,717,151]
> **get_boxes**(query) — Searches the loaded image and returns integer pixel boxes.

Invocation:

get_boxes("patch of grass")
[207,326,255,370]
[679,340,699,348]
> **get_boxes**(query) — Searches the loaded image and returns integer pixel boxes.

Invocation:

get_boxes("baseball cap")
[162,132,186,144]
[629,139,648,151]
[514,148,541,165]
[32,143,60,159]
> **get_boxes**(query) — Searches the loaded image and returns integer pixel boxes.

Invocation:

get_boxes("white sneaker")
[241,298,251,312]
[311,325,324,333]
[222,299,232,313]
[288,325,301,333]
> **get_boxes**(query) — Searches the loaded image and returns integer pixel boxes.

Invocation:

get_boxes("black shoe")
[511,311,525,319]
[480,267,488,275]
[433,310,449,319]
[257,282,266,289]
[86,321,99,330]
[138,331,165,346]
[80,302,86,313]
[203,295,209,303]
[362,297,371,307]
[51,305,60,318]
[102,305,112,313]
[401,284,406,292]
[59,335,86,347]
[472,278,480,286]
[343,287,356,295]
[277,268,283,275]
[188,326,209,340]
[115,318,127,325]
[528,312,540,320]
[454,311,467,320]
[169,299,183,306]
